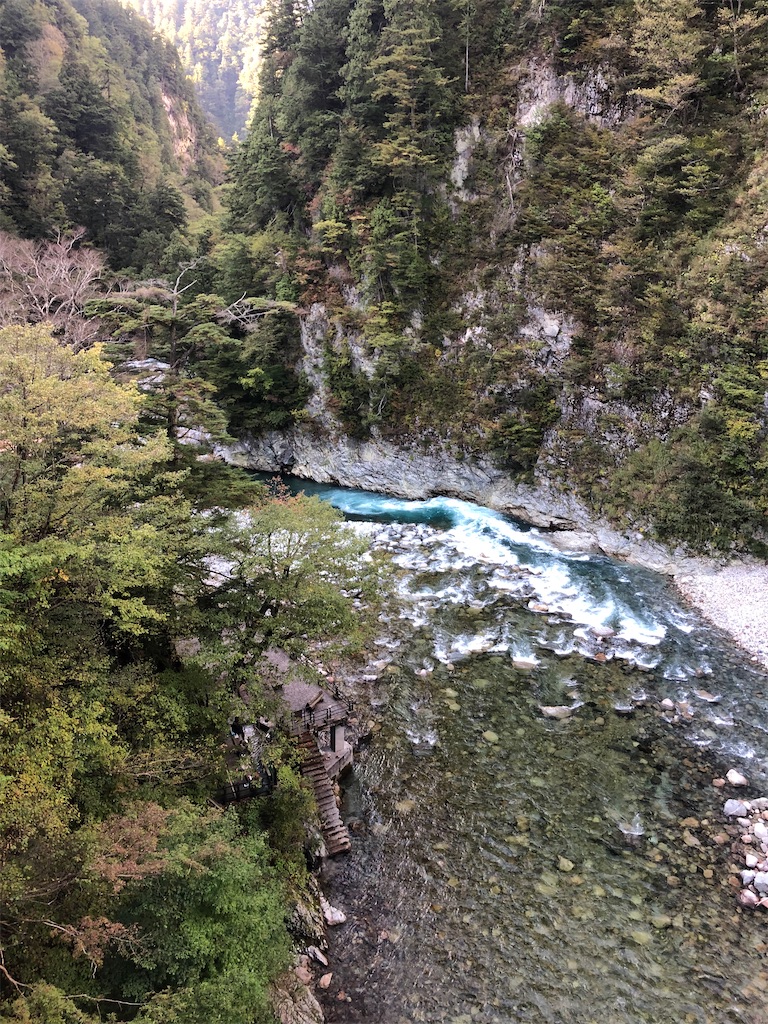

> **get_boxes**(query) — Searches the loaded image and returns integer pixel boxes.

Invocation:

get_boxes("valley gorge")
[2,0,768,1021]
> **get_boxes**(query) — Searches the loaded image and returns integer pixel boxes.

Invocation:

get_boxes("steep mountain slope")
[226,0,768,552]
[120,0,266,138]
[0,0,221,269]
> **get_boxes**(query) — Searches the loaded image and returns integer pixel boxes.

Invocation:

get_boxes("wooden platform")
[281,680,351,735]
[297,731,351,856]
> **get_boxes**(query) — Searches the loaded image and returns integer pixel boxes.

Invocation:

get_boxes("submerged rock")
[727,768,749,786]
[539,704,576,719]
[693,688,721,703]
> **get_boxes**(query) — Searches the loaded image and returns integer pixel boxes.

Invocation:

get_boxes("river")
[284,479,768,1023]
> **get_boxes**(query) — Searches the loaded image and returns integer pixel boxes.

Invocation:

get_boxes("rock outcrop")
[223,426,687,572]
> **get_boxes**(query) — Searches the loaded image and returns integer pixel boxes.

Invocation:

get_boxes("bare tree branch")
[0,229,107,350]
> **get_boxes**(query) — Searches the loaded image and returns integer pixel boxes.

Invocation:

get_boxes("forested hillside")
[0,316,381,1022]
[226,0,768,552]
[121,0,266,138]
[0,0,221,270]
[0,7,383,1018]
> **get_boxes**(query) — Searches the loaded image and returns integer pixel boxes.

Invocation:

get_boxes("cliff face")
[224,0,768,554]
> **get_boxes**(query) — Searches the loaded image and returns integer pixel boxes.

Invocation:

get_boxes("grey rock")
[724,799,750,816]
[271,971,325,1024]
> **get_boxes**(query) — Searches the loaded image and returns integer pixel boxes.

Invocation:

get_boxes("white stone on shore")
[673,563,768,670]
[753,872,768,894]
[318,973,333,990]
[727,768,749,787]
[320,896,347,926]
[746,853,759,868]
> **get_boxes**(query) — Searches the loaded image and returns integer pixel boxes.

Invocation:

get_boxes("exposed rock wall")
[161,88,201,173]
[515,58,633,128]
[223,426,687,573]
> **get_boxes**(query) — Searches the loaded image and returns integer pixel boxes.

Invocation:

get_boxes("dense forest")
[0,0,221,271]
[225,0,768,552]
[0,311,382,1022]
[0,3,378,1022]
[120,0,266,138]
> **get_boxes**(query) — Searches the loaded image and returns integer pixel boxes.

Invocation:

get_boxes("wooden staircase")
[297,731,351,856]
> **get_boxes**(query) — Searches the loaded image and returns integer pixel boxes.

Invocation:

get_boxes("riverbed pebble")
[724,799,750,816]
[722,795,768,909]
[727,768,749,786]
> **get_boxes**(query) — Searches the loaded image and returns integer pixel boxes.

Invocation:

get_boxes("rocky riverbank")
[674,563,768,671]
[724,792,768,910]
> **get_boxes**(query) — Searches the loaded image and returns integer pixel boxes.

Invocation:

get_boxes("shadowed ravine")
[280,479,768,1023]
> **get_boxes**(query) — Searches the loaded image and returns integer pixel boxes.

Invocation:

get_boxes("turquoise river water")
[284,480,768,1024]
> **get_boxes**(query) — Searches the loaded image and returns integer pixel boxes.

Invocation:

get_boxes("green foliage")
[0,0,219,267]
[323,339,371,436]
[489,381,561,474]
[111,807,290,1024]
[1,985,100,1024]
[245,764,316,873]
[0,323,383,1021]
[206,491,384,666]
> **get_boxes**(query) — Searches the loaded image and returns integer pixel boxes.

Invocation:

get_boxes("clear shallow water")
[274,478,768,1022]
